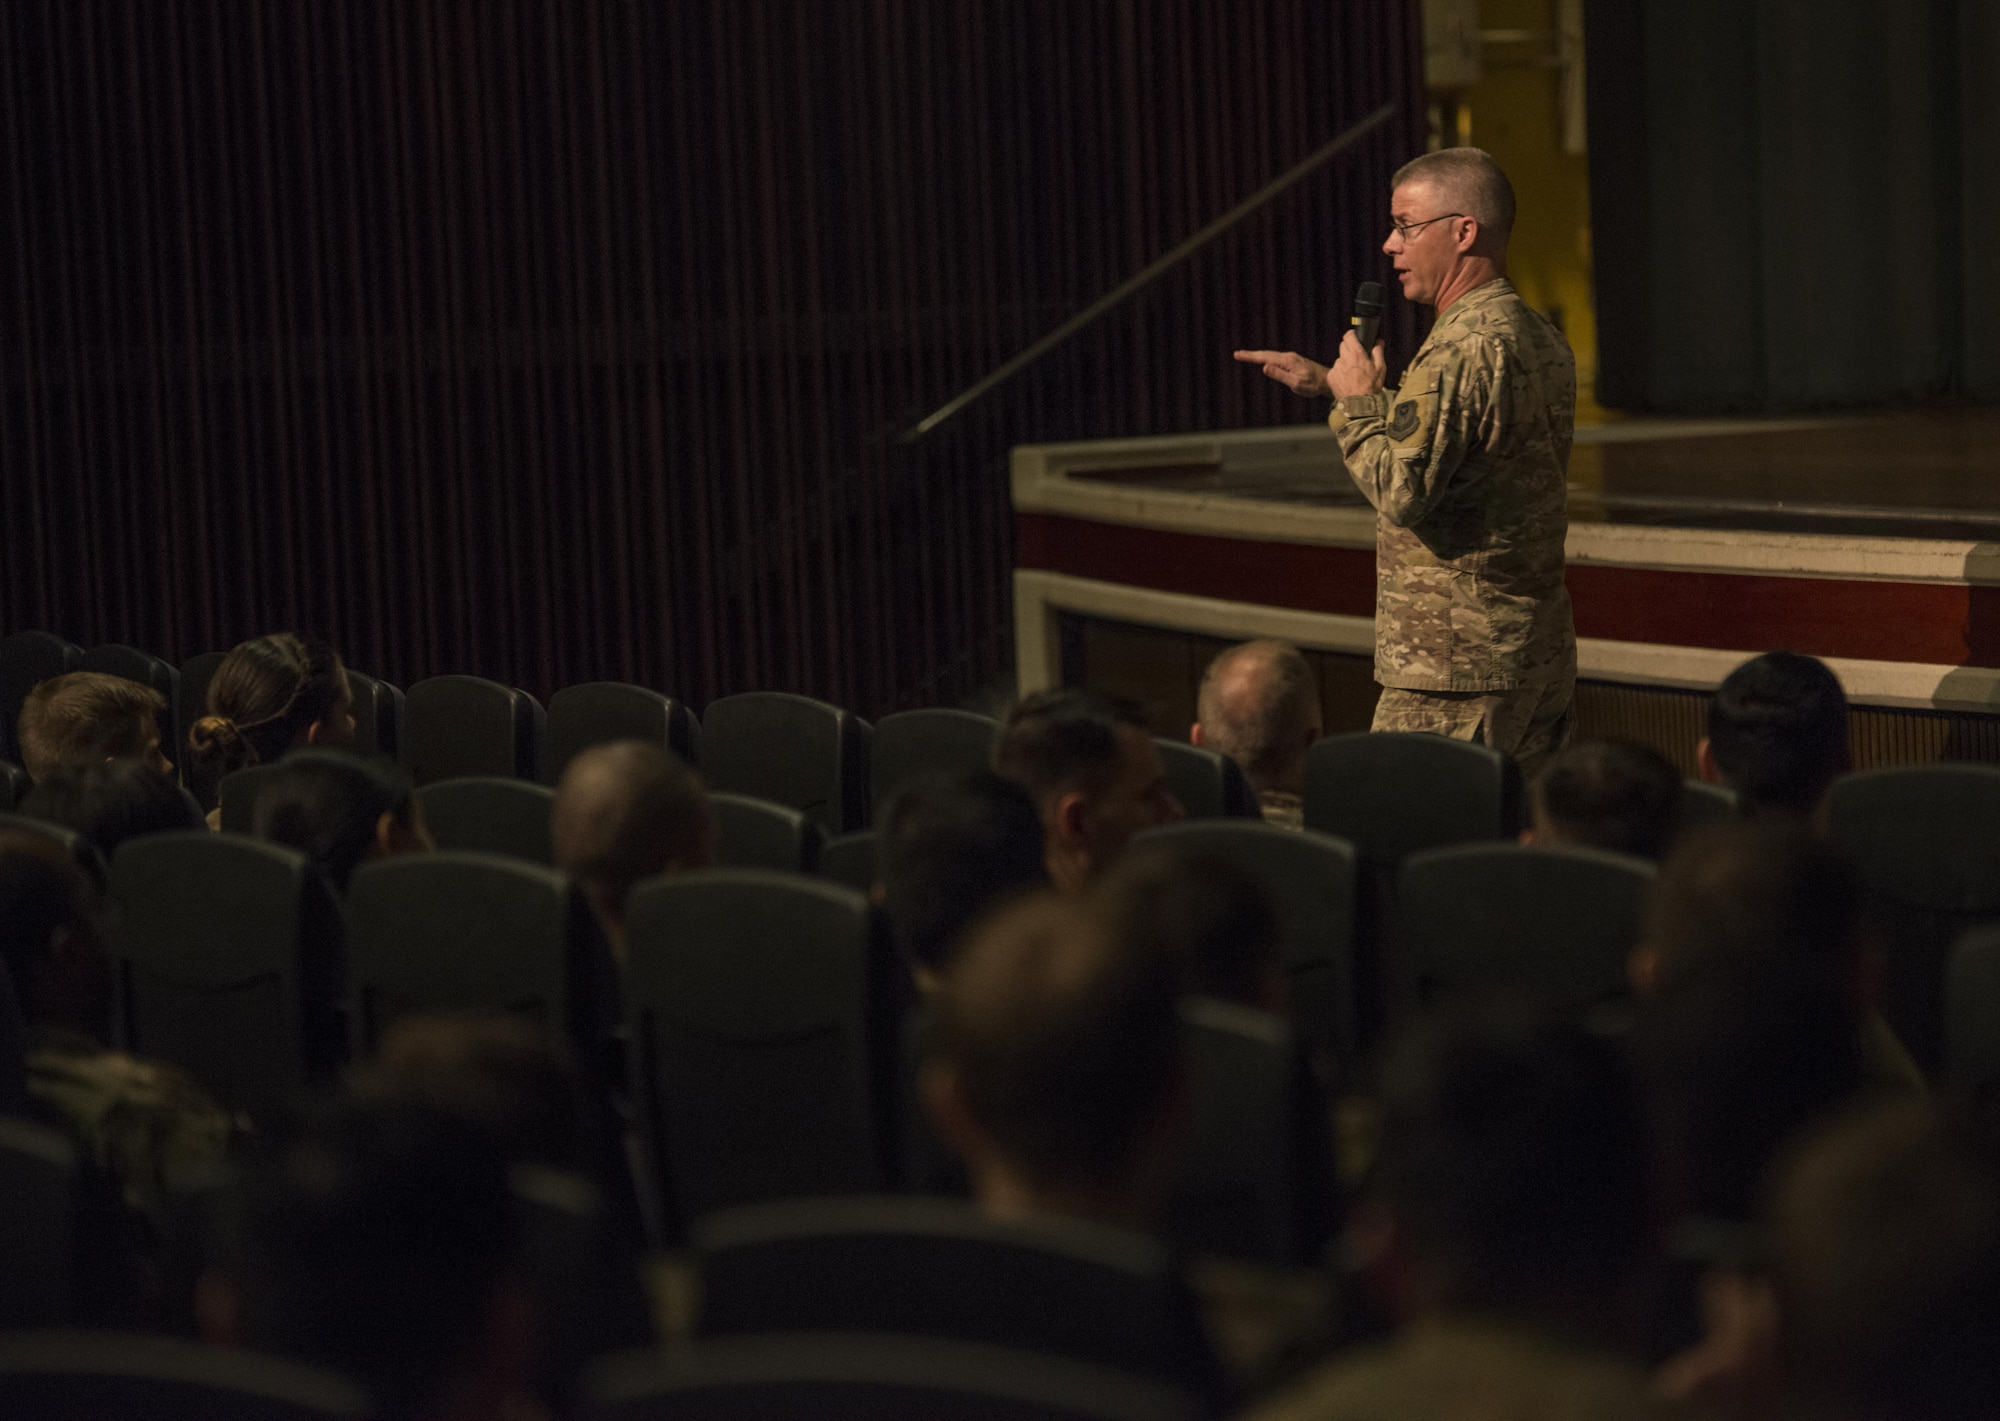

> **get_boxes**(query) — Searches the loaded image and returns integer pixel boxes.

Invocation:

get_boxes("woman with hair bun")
[188,633,357,813]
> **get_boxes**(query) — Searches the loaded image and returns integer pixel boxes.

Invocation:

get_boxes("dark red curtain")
[0,0,1422,715]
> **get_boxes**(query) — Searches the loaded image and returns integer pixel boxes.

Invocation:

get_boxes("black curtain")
[0,0,1424,714]
[1587,0,2000,413]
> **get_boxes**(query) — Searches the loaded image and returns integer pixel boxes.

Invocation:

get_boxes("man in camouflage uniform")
[1236,148,1576,775]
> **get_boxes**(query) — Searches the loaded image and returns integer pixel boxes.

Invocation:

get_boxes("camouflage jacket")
[1329,278,1576,691]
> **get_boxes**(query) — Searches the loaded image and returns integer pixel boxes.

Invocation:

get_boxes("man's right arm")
[1232,349,1330,399]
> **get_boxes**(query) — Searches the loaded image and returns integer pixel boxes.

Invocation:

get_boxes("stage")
[1011,409,2000,772]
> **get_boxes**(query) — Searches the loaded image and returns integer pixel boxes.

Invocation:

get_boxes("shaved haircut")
[1393,147,1516,245]
[1195,640,1319,791]
[551,741,710,921]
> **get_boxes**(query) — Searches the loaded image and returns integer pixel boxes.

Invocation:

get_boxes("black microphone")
[1352,280,1384,352]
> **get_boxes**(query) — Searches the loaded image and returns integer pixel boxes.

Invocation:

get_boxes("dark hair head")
[16,672,167,781]
[352,1012,591,1175]
[1096,846,1283,1008]
[1531,739,1683,859]
[252,750,415,893]
[878,771,1047,974]
[1707,652,1847,815]
[1773,1101,2000,1421]
[21,759,203,861]
[1195,641,1320,792]
[550,741,711,921]
[1370,1000,1648,1323]
[927,891,1182,1194]
[216,1099,515,1414]
[189,634,349,805]
[993,689,1150,806]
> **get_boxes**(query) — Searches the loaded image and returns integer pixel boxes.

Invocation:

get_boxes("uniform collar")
[1430,276,1514,333]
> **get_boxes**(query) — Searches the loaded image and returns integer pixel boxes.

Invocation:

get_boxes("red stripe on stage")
[1015,512,2000,667]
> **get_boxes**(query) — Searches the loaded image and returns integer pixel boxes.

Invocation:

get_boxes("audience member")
[923,890,1185,1231]
[1525,739,1683,859]
[1251,1003,1656,1421]
[187,633,355,811]
[20,759,204,862]
[0,831,231,1228]
[1769,1099,2000,1421]
[1699,651,1847,822]
[253,750,431,893]
[201,1100,539,1421]
[1191,640,1323,830]
[16,671,173,783]
[1096,847,1285,1012]
[993,689,1183,892]
[550,740,711,956]
[877,769,1047,989]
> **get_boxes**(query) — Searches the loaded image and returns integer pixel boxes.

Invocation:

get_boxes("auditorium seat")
[690,1195,1224,1405]
[111,832,347,1121]
[345,852,617,1067]
[546,682,701,783]
[700,692,872,834]
[0,813,109,888]
[1170,998,1334,1268]
[345,669,405,762]
[1947,926,2000,1091]
[1135,820,1359,1078]
[1829,764,2000,1074]
[1396,843,1654,1009]
[623,871,880,1235]
[869,708,996,809]
[1155,739,1257,820]
[405,675,546,785]
[1,760,28,811]
[175,651,229,785]
[1677,779,1737,842]
[415,777,556,864]
[818,830,877,895]
[582,1334,1201,1421]
[709,792,824,874]
[0,1117,75,1328]
[0,1332,370,1420]
[217,765,283,836]
[0,631,83,765]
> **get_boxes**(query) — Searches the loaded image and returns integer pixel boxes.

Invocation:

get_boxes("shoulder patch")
[1387,399,1421,440]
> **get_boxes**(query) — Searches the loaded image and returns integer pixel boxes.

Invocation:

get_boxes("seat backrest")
[689,1196,1222,1403]
[1676,779,1737,842]
[0,1117,76,1328]
[0,1332,371,1420]
[709,792,823,874]
[217,764,285,836]
[1830,765,2000,1073]
[416,778,557,865]
[80,645,180,735]
[1134,820,1358,1070]
[582,1334,1201,1421]
[345,852,613,1059]
[0,813,109,888]
[1304,731,1522,863]
[1947,926,2000,1090]
[345,670,405,762]
[406,675,546,785]
[869,709,997,810]
[0,631,84,765]
[1154,739,1257,821]
[1170,1001,1331,1268]
[546,682,701,783]
[700,693,873,834]
[1398,843,1654,1008]
[624,871,878,1232]
[818,830,877,895]
[111,832,346,1121]
[176,651,231,787]
[0,759,27,811]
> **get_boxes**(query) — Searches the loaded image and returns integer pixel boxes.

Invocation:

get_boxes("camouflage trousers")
[1371,677,1574,780]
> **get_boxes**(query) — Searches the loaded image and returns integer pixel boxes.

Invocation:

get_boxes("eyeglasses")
[1388,212,1465,241]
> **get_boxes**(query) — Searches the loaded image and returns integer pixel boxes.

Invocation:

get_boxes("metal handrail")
[900,100,1399,444]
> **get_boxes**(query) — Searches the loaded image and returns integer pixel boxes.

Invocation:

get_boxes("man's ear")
[1629,944,1660,996]
[375,809,401,859]
[1696,738,1721,785]
[1188,722,1206,748]
[1052,791,1090,848]
[1518,825,1537,846]
[920,1060,985,1166]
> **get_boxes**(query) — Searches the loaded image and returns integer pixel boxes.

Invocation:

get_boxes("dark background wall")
[0,0,1423,715]
[1587,0,2000,413]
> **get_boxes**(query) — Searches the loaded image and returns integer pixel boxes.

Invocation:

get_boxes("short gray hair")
[1392,147,1515,245]
[1196,641,1320,789]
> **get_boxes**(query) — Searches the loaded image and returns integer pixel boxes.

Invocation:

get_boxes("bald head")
[551,741,711,930]
[1392,147,1515,249]
[1194,640,1321,795]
